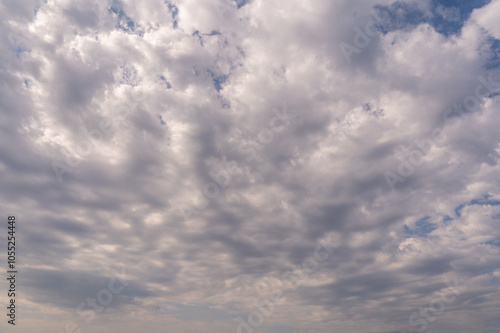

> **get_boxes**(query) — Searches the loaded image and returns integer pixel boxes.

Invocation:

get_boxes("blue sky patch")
[159,75,172,89]
[157,115,167,126]
[374,0,491,37]
[236,0,250,9]
[109,2,137,34]
[431,0,491,36]
[485,240,500,247]
[455,194,500,217]
[485,38,500,70]
[166,1,179,29]
[373,2,429,34]
[210,71,228,92]
[443,215,453,224]
[404,216,438,237]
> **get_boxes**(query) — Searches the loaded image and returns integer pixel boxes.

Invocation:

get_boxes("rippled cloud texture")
[1,0,500,332]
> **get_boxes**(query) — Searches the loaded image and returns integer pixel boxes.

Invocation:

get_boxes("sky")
[1,0,500,332]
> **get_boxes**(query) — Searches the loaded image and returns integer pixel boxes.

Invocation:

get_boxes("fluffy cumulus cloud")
[0,0,499,332]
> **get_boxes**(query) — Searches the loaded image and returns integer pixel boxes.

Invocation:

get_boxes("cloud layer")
[0,0,499,332]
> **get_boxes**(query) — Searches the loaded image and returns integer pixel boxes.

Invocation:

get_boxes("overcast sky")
[1,0,500,332]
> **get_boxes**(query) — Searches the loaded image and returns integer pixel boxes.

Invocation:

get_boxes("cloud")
[0,0,499,332]
[472,0,500,39]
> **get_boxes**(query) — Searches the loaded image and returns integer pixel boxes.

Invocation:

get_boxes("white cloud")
[472,0,500,39]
